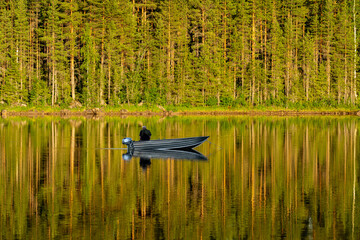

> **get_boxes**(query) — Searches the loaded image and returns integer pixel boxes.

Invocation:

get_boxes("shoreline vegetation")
[1,105,360,117]
[0,1,359,111]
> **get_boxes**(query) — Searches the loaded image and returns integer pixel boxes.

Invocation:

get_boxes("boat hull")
[131,136,209,150]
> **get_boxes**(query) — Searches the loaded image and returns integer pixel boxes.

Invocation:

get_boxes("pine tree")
[228,0,251,105]
[112,0,137,105]
[28,0,42,93]
[170,0,191,105]
[2,52,20,104]
[63,0,82,102]
[322,0,335,99]
[80,23,98,106]
[81,0,107,106]
[0,1,12,103]
[334,0,353,104]
[187,0,208,105]
[269,0,284,104]
[14,0,30,102]
[41,0,71,106]
[353,0,358,104]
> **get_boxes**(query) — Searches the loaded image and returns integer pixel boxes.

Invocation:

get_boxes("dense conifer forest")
[0,0,359,108]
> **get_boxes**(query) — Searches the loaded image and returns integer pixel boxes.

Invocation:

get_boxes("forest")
[0,0,359,108]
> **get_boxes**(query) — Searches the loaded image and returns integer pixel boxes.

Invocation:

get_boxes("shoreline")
[1,108,360,117]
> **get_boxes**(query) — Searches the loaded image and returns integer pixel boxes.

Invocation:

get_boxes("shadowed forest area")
[0,0,359,109]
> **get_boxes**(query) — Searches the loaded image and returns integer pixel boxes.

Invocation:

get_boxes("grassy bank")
[1,104,359,117]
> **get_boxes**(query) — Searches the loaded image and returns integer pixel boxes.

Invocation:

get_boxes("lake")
[0,116,359,239]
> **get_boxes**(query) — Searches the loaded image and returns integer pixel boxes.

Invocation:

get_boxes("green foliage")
[2,55,22,104]
[233,94,248,107]
[219,96,234,107]
[80,23,100,107]
[29,78,50,106]
[0,0,358,109]
[206,97,218,107]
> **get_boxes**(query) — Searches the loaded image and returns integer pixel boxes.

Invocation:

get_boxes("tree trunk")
[52,30,55,106]
[353,0,357,102]
[29,10,33,91]
[99,8,105,105]
[166,0,171,104]
[345,26,348,103]
[69,0,75,101]
[326,38,331,97]
[286,11,291,99]
[223,0,227,100]
[108,53,111,104]
[264,19,267,101]
[251,4,255,105]
[202,7,206,103]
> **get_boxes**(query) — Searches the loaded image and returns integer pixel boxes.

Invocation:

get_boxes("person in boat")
[139,126,151,141]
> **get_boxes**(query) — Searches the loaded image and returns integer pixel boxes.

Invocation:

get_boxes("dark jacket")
[139,129,151,141]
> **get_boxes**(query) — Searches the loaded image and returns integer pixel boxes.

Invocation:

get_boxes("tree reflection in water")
[0,116,359,239]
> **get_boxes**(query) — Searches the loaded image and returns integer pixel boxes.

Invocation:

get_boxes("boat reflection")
[123,149,207,170]
[122,148,208,161]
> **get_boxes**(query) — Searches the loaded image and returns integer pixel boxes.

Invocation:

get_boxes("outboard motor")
[122,137,134,152]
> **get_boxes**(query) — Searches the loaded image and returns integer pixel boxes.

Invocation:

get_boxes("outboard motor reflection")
[122,153,133,161]
[122,137,134,151]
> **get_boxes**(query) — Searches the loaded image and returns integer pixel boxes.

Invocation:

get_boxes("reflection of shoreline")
[122,149,208,162]
[1,116,359,239]
[1,108,359,118]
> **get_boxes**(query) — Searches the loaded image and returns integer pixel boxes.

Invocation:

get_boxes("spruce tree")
[269,0,285,104]
[14,0,29,102]
[63,0,82,102]
[0,1,12,103]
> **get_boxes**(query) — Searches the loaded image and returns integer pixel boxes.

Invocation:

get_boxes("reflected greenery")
[0,116,359,239]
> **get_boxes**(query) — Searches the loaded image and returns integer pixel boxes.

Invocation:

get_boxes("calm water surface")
[0,116,359,239]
